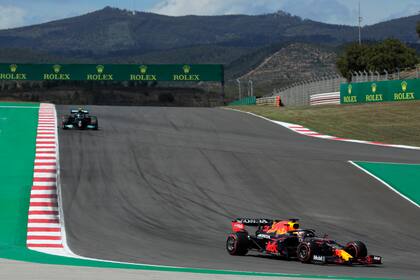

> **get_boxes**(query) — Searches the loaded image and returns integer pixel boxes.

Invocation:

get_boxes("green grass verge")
[0,102,39,249]
[229,101,420,147]
[353,162,420,206]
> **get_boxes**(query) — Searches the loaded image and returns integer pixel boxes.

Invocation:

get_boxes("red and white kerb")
[27,103,63,251]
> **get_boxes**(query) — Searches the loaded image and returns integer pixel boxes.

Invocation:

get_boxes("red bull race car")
[61,108,98,130]
[226,218,382,265]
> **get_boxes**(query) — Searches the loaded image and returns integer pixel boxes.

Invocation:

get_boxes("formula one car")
[226,218,382,265]
[61,108,98,130]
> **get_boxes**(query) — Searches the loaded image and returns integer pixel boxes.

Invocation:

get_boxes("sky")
[0,0,419,30]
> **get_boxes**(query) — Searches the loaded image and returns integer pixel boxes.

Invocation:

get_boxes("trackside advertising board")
[0,63,224,82]
[340,79,420,104]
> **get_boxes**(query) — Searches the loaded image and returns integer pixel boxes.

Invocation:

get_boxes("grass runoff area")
[229,101,420,147]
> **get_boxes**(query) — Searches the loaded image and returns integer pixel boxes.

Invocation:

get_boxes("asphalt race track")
[57,105,420,279]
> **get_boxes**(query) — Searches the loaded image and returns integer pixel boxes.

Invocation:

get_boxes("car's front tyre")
[297,242,314,263]
[345,241,367,258]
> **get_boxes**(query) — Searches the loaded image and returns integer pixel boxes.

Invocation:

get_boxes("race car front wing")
[312,254,382,265]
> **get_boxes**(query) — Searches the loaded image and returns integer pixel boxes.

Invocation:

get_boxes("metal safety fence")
[265,66,420,107]
[271,75,345,107]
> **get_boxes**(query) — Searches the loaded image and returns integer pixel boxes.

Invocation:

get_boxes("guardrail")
[272,75,345,106]
[310,92,340,106]
[256,96,276,106]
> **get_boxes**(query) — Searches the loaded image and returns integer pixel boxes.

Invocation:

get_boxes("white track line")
[349,161,420,208]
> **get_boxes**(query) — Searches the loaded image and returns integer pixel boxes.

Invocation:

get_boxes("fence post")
[236,79,241,99]
[249,80,254,97]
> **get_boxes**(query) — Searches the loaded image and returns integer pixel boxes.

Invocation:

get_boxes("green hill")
[0,7,419,81]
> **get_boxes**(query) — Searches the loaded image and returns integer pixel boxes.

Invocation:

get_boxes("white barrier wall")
[256,96,276,106]
[310,92,340,106]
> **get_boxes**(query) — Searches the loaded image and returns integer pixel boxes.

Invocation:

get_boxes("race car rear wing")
[233,218,274,226]
[231,218,299,232]
[71,109,89,114]
[233,218,299,226]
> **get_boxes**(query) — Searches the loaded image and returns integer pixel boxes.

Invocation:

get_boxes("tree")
[417,21,420,39]
[336,43,370,80]
[336,39,418,80]
[367,39,418,72]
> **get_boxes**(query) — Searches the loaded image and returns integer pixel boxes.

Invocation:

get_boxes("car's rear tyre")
[62,116,69,130]
[226,232,249,256]
[91,117,99,130]
[297,242,314,263]
[345,241,367,258]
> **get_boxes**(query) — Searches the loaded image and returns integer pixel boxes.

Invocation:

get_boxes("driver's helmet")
[295,230,315,240]
[78,107,83,113]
